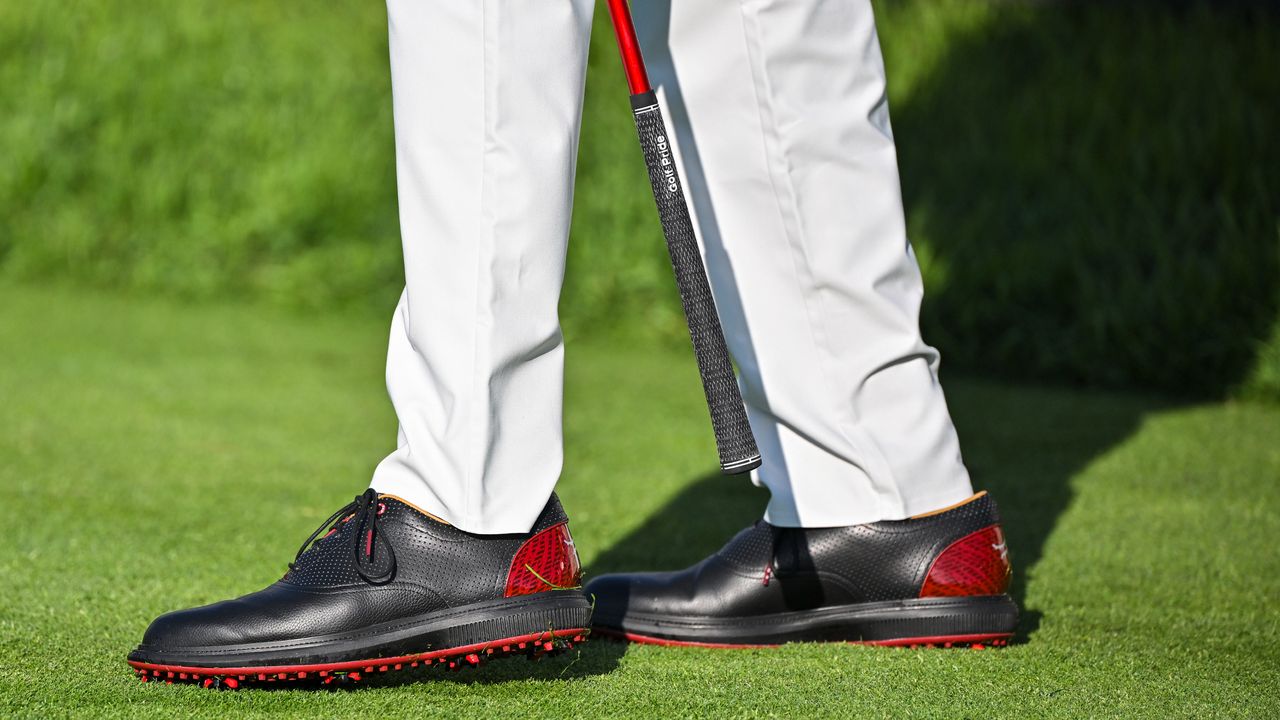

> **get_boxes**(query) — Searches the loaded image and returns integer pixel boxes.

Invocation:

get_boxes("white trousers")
[371,0,973,534]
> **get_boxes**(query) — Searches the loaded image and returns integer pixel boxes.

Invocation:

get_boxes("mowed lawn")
[1,284,1277,718]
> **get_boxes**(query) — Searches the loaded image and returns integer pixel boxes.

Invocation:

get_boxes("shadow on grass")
[891,1,1280,398]
[587,378,1170,644]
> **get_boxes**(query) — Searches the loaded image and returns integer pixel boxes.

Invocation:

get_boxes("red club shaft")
[605,0,651,95]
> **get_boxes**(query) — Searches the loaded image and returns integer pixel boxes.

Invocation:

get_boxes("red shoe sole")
[129,627,587,688]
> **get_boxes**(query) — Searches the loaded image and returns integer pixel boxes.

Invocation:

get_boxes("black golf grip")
[630,92,762,474]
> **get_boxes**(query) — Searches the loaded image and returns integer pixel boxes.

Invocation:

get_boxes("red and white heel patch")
[920,525,1012,597]
[505,522,582,597]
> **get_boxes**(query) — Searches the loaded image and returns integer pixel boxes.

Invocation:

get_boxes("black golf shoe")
[128,489,590,687]
[586,491,1017,648]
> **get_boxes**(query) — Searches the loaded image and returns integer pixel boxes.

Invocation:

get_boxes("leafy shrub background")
[1,1,1276,399]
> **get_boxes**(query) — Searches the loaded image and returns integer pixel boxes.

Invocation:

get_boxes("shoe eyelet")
[377,502,387,516]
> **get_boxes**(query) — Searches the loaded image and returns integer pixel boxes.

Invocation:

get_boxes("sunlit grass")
[1,284,1277,717]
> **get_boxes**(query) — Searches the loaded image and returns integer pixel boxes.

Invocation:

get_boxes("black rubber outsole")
[591,594,1018,647]
[128,590,592,687]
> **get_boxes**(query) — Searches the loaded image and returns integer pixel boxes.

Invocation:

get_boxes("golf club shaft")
[604,0,762,475]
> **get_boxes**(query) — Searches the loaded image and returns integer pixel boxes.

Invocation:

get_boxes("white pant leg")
[370,0,594,534]
[634,0,973,526]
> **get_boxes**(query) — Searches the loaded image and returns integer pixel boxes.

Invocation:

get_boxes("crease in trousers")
[371,0,973,534]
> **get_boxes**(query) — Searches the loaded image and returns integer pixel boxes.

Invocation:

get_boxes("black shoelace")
[290,488,396,584]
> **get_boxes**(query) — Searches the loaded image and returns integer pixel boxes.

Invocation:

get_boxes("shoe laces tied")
[290,488,396,585]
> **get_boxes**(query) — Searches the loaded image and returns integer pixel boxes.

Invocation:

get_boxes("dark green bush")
[1,1,1275,398]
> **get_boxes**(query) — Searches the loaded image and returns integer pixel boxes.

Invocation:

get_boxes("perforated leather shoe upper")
[136,492,579,653]
[586,492,1009,623]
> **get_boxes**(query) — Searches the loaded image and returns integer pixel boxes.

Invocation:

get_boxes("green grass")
[1,1,1277,397]
[1,283,1277,718]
